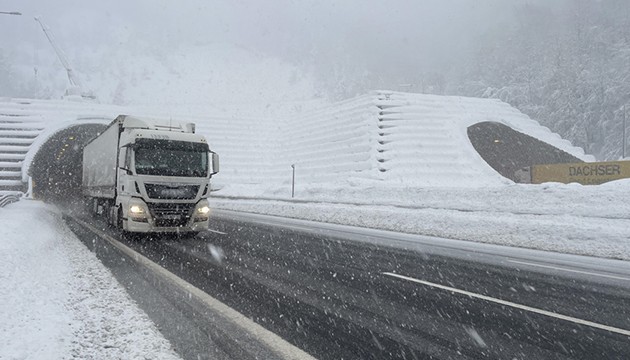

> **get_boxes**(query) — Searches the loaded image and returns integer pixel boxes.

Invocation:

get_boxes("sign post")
[291,164,295,198]
[623,104,627,159]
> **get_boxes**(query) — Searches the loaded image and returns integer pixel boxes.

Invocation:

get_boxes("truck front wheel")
[117,207,124,230]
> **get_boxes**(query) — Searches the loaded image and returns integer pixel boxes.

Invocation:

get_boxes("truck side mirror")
[119,167,133,175]
[210,152,219,176]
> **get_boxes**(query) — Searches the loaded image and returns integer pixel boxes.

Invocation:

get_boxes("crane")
[34,16,97,101]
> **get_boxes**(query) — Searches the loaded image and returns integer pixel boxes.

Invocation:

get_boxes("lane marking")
[507,260,630,282]
[70,216,316,360]
[382,272,630,337]
[206,228,227,235]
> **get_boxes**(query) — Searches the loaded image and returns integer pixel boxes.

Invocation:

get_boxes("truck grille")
[145,184,199,200]
[147,202,195,227]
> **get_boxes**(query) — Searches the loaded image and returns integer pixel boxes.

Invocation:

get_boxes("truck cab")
[83,115,219,234]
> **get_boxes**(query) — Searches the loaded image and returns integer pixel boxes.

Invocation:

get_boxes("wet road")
[67,210,630,359]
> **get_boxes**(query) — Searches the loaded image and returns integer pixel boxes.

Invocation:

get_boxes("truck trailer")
[82,115,219,234]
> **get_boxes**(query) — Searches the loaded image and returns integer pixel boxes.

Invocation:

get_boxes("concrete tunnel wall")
[28,122,107,202]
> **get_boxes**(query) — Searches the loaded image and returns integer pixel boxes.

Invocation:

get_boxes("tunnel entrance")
[467,121,583,182]
[29,123,107,205]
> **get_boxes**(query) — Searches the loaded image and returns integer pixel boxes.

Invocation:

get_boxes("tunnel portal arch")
[467,121,583,182]
[28,122,108,204]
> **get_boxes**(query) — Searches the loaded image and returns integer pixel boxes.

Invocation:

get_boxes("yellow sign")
[531,161,630,185]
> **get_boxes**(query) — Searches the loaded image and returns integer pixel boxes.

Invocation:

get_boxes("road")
[66,209,630,360]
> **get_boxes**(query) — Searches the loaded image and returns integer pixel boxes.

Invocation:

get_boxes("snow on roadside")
[211,180,630,261]
[0,200,180,360]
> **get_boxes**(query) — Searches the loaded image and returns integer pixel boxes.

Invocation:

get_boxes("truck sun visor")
[133,138,209,152]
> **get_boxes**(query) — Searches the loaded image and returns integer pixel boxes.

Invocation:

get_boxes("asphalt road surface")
[67,209,630,360]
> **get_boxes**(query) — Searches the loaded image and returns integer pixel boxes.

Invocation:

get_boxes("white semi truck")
[82,115,219,234]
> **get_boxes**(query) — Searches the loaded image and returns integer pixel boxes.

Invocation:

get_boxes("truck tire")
[90,198,99,218]
[117,207,124,230]
[117,207,135,239]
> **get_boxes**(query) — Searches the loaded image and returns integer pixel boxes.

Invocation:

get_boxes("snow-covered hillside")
[12,43,326,118]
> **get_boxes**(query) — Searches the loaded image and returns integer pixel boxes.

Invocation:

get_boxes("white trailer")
[82,115,219,234]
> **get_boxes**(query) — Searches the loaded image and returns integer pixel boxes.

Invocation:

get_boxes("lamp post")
[0,11,22,16]
[291,164,295,198]
[623,104,627,159]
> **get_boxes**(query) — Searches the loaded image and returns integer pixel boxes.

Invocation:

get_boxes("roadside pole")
[623,104,627,159]
[291,164,295,198]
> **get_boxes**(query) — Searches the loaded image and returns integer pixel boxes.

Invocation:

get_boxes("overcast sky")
[2,1,542,62]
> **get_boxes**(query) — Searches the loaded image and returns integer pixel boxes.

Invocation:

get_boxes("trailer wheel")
[90,198,100,218]
[87,198,97,218]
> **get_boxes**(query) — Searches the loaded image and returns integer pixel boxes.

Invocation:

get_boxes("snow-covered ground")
[0,200,180,360]
[211,179,630,261]
[2,182,629,358]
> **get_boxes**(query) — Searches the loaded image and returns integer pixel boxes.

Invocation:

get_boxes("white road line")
[506,260,630,282]
[206,228,227,235]
[72,216,315,360]
[382,272,630,337]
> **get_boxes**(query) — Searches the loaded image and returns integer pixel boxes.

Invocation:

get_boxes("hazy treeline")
[0,50,52,99]
[453,0,630,160]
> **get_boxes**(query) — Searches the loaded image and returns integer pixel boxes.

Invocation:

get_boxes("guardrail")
[0,193,22,208]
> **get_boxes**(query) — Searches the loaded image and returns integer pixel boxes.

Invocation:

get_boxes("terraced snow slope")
[370,91,594,187]
[0,98,127,191]
[211,91,592,193]
[0,91,592,194]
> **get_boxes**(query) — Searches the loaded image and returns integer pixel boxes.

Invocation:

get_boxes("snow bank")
[0,200,180,359]
[210,183,630,261]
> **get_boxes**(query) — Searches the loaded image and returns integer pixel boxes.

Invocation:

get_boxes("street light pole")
[291,164,295,198]
[0,11,22,16]
[623,104,627,159]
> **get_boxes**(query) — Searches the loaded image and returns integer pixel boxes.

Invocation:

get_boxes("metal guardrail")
[0,193,22,207]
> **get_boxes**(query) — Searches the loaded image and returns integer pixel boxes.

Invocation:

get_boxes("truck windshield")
[133,139,209,177]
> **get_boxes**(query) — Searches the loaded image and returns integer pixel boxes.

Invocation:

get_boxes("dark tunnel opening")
[29,123,107,206]
[467,121,584,182]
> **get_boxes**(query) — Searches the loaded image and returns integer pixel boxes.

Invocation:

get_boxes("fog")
[2,0,558,95]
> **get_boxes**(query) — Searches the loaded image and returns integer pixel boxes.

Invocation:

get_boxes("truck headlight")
[194,200,210,221]
[130,205,145,214]
[128,200,148,221]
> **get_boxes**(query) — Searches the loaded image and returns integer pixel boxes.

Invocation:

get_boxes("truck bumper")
[125,217,209,233]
